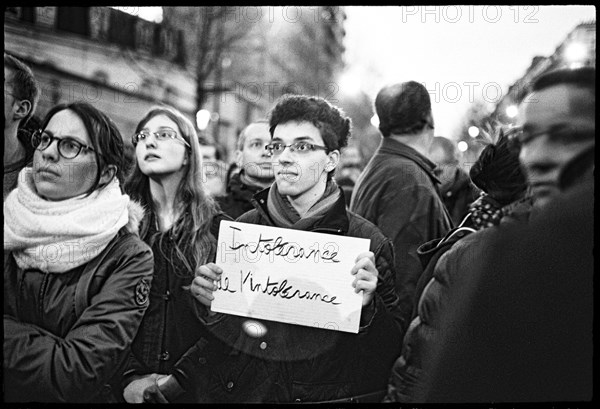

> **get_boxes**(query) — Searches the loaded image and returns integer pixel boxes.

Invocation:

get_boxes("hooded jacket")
[4,201,154,403]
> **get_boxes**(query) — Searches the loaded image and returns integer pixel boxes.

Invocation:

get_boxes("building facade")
[5,6,346,161]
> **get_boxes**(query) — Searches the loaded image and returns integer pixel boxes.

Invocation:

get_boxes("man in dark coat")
[350,81,453,332]
[216,120,274,219]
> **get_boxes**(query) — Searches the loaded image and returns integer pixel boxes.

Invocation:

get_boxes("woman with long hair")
[4,102,154,402]
[121,105,228,403]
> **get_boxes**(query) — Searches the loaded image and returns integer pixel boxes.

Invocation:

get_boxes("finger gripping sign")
[212,220,369,333]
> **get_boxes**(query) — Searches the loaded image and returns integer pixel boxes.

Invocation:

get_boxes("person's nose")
[261,144,272,158]
[41,138,60,162]
[144,133,158,148]
[277,146,294,165]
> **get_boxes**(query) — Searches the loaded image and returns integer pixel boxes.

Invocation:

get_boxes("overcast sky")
[342,5,596,137]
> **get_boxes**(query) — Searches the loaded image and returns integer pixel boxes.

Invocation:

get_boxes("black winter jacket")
[4,202,154,403]
[216,171,268,220]
[167,187,404,403]
[122,211,230,403]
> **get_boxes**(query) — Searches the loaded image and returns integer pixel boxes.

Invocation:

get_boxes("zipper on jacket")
[38,271,51,322]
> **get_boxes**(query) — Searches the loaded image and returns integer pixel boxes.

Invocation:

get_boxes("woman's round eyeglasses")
[31,130,97,159]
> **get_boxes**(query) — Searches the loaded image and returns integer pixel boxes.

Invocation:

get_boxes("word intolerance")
[218,270,341,305]
[227,226,340,263]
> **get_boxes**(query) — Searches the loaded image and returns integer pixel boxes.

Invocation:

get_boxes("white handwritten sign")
[211,220,370,333]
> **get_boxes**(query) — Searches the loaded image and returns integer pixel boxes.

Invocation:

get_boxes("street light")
[564,41,588,66]
[370,114,380,128]
[468,126,480,138]
[457,141,469,152]
[505,105,518,119]
[196,109,211,131]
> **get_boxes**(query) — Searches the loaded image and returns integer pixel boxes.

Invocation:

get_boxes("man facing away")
[216,120,275,219]
[350,81,452,332]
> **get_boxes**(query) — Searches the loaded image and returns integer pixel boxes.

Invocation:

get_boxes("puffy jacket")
[3,201,154,403]
[171,187,404,403]
[385,200,532,402]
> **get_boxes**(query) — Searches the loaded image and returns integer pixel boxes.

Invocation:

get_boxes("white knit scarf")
[4,167,130,273]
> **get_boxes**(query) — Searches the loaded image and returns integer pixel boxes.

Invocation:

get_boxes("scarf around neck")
[4,167,130,273]
[267,179,341,230]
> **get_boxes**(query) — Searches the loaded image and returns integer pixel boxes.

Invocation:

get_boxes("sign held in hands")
[211,220,370,333]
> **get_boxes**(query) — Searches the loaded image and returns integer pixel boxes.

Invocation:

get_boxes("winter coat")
[171,187,404,403]
[122,211,230,403]
[3,201,154,403]
[438,166,478,226]
[385,199,532,402]
[216,171,267,220]
[350,138,453,333]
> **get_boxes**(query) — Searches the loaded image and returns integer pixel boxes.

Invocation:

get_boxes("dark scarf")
[266,179,340,231]
[469,192,504,230]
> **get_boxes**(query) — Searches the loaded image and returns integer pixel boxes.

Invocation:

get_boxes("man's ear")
[99,164,117,186]
[13,100,32,121]
[325,150,340,172]
[234,149,243,167]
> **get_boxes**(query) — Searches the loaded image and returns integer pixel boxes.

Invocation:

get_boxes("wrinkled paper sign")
[211,220,370,333]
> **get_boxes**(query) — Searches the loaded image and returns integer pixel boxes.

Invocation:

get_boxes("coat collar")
[378,137,442,185]
[251,186,350,235]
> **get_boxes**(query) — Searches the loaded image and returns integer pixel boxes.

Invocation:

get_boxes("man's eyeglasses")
[132,130,191,148]
[506,124,595,151]
[265,141,328,156]
[31,130,97,159]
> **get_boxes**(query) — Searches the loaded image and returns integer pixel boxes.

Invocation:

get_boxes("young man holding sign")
[147,95,403,403]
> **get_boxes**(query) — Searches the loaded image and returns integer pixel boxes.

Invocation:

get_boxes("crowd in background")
[4,51,594,403]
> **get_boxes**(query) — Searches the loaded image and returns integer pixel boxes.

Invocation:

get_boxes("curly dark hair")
[469,128,528,206]
[268,94,352,151]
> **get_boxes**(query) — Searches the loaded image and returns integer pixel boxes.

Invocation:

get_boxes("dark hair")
[375,81,433,137]
[532,66,595,94]
[16,114,41,166]
[469,128,527,206]
[268,94,352,152]
[39,102,126,194]
[4,53,40,126]
[125,105,219,276]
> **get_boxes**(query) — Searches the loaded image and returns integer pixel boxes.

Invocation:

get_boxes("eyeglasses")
[265,141,328,156]
[132,130,191,148]
[506,124,595,151]
[31,130,97,159]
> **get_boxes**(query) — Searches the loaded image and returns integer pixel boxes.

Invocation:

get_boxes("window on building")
[56,7,90,37]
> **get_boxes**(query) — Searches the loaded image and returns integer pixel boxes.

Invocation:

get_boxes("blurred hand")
[123,373,160,403]
[190,263,223,307]
[351,251,378,307]
[143,375,169,403]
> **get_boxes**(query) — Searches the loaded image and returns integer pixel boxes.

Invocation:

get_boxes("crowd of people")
[4,51,594,403]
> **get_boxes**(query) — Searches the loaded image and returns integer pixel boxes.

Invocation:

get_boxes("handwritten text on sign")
[212,220,370,333]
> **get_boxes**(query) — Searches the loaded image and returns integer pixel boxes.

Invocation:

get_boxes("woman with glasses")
[4,102,154,402]
[120,105,229,403]
[147,95,404,403]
